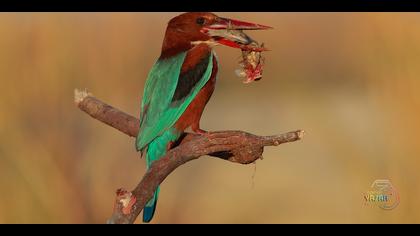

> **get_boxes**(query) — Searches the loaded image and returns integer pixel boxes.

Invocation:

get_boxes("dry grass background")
[0,13,419,223]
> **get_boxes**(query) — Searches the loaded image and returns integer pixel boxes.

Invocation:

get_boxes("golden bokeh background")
[0,13,419,223]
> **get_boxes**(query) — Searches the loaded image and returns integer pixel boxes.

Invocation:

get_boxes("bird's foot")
[192,127,209,135]
[166,141,175,151]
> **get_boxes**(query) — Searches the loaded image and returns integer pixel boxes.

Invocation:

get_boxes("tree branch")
[74,89,304,224]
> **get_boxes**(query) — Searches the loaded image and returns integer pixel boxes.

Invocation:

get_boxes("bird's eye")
[196,17,206,25]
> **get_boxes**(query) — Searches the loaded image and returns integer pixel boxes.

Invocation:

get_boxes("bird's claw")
[192,128,210,136]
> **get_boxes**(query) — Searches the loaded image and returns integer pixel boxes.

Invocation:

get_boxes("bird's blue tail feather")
[142,129,180,223]
[143,187,160,223]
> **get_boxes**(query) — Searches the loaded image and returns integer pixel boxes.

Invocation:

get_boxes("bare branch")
[74,89,304,224]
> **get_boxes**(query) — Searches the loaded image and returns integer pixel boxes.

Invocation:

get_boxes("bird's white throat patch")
[191,40,220,48]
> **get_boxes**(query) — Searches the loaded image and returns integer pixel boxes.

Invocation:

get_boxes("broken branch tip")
[74,88,91,104]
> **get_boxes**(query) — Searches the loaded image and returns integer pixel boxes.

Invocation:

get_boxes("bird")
[136,12,271,223]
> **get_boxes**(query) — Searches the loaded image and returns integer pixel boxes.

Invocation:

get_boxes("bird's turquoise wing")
[136,51,214,151]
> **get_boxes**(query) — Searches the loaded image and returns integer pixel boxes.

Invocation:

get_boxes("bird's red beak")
[206,17,272,30]
[202,17,272,51]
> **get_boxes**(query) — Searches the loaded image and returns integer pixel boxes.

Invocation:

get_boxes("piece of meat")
[235,41,265,83]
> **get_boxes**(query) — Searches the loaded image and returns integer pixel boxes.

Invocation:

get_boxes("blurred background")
[0,13,419,223]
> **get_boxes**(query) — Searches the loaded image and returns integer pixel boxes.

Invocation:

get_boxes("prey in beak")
[201,17,272,51]
[199,16,271,83]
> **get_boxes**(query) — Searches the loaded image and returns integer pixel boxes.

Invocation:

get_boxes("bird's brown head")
[160,12,271,58]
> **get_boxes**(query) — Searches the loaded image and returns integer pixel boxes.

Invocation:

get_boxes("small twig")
[74,89,304,224]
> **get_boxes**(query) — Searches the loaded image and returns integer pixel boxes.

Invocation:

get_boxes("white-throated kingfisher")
[136,12,270,223]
